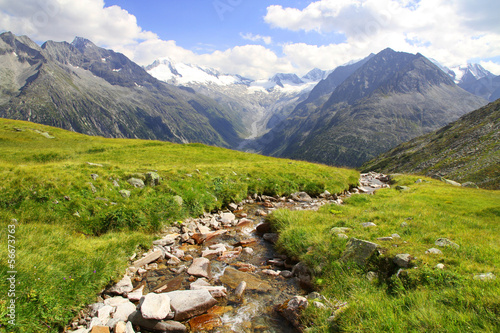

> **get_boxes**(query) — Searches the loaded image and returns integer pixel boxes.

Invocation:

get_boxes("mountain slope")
[0,32,245,148]
[259,48,487,167]
[146,58,328,142]
[361,99,500,189]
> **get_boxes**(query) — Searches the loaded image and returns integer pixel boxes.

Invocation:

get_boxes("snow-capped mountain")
[431,61,499,101]
[145,59,331,143]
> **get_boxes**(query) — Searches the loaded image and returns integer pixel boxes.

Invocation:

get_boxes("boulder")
[104,296,128,307]
[119,190,131,198]
[127,285,144,302]
[394,254,412,268]
[263,233,279,244]
[220,212,235,224]
[140,293,171,320]
[291,192,312,202]
[114,321,126,333]
[220,267,271,292]
[277,296,308,330]
[340,238,380,267]
[113,299,136,321]
[187,257,212,279]
[108,275,133,295]
[145,172,160,186]
[425,248,443,255]
[435,238,459,249]
[165,289,217,321]
[90,327,109,333]
[127,178,145,188]
[132,249,163,268]
[128,311,186,332]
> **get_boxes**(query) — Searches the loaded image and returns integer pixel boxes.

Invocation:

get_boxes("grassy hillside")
[362,99,500,189]
[0,118,358,332]
[268,175,499,332]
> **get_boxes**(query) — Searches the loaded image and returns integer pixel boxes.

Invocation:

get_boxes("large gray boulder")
[165,289,217,321]
[128,311,186,332]
[340,238,380,267]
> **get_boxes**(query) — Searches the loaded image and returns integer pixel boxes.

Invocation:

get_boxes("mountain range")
[0,32,245,148]
[256,49,487,167]
[0,32,495,172]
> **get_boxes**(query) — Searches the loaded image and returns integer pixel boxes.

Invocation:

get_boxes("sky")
[1,0,500,79]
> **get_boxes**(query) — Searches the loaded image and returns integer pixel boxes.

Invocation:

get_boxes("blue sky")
[1,0,500,79]
[103,0,345,55]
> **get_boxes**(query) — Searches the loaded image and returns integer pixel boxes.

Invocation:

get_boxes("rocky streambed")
[67,173,390,333]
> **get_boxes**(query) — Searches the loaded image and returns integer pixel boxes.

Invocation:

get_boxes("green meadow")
[0,118,358,332]
[269,175,500,332]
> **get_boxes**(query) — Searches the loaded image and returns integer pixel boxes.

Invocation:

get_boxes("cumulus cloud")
[265,0,500,70]
[480,61,500,75]
[240,32,272,45]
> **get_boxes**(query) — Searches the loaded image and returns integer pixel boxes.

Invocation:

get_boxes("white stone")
[113,300,136,322]
[128,285,144,301]
[140,293,171,320]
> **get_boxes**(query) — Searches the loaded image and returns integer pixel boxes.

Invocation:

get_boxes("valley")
[0,30,499,333]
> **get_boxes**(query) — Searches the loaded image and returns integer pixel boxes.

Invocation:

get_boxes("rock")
[145,172,160,186]
[394,254,412,268]
[132,249,163,268]
[462,182,479,188]
[235,281,246,297]
[104,296,129,307]
[114,321,127,333]
[128,311,185,332]
[165,289,218,321]
[228,203,238,211]
[474,273,496,281]
[91,174,99,180]
[278,296,308,330]
[291,192,312,202]
[235,238,257,247]
[113,301,136,322]
[127,285,144,301]
[441,178,461,186]
[330,227,352,234]
[255,209,267,217]
[127,178,145,188]
[90,326,109,333]
[188,313,222,332]
[153,234,180,246]
[361,222,377,228]
[396,185,411,191]
[340,238,380,267]
[113,180,120,187]
[154,276,184,293]
[220,212,235,224]
[255,222,271,234]
[87,162,103,167]
[187,257,212,279]
[97,305,113,325]
[425,248,443,255]
[435,263,445,270]
[337,233,349,239]
[125,321,135,333]
[435,238,459,249]
[173,195,184,206]
[391,233,401,239]
[89,303,105,317]
[366,271,378,281]
[119,190,131,198]
[280,270,293,278]
[190,279,227,298]
[140,293,171,320]
[291,262,313,290]
[263,233,279,244]
[108,275,133,295]
[220,267,272,292]
[377,237,393,241]
[262,269,280,276]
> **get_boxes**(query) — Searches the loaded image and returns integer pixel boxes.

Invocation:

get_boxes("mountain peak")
[71,37,97,51]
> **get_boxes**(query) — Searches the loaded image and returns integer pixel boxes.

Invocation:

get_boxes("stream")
[71,173,389,333]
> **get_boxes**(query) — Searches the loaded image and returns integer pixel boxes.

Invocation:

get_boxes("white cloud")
[0,0,498,80]
[240,32,272,45]
[480,61,500,75]
[264,0,500,70]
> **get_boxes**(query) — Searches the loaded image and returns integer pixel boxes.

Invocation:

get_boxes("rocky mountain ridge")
[0,32,245,148]
[258,48,488,167]
[361,98,500,189]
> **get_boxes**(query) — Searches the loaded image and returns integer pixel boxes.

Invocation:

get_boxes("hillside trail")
[69,172,389,333]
